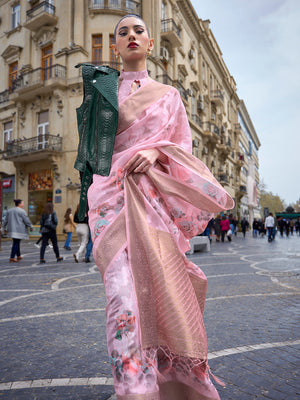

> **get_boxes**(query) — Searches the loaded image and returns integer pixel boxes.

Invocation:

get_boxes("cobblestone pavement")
[0,233,299,399]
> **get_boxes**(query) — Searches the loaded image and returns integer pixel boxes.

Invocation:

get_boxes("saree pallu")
[88,80,234,399]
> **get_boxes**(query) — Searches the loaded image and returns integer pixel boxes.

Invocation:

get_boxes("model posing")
[83,14,234,400]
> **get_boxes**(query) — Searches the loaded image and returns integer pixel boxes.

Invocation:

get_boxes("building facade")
[0,0,260,232]
[236,100,261,225]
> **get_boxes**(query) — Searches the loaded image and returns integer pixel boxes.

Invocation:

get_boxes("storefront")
[28,169,53,234]
[1,176,15,223]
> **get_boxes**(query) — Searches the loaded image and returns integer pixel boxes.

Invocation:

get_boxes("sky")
[190,0,300,206]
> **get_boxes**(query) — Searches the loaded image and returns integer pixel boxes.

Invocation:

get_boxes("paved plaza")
[0,233,299,399]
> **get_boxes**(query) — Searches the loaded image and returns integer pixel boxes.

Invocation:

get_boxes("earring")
[147,49,152,56]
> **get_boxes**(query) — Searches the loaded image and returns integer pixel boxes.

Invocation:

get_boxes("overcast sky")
[190,0,300,205]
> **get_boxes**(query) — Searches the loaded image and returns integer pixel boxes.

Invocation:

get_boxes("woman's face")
[113,17,154,65]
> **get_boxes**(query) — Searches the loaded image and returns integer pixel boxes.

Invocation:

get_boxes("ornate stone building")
[0,0,260,233]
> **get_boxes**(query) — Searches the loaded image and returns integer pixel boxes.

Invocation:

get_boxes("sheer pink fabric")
[88,72,234,399]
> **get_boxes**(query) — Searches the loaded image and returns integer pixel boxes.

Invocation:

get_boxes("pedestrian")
[84,227,93,263]
[265,212,275,242]
[73,205,89,263]
[252,218,259,237]
[229,214,236,236]
[278,217,285,237]
[285,219,290,237]
[39,202,63,264]
[220,215,231,242]
[75,15,234,399]
[63,207,76,250]
[295,218,300,236]
[214,214,222,242]
[3,199,33,263]
[241,217,249,238]
[290,219,294,235]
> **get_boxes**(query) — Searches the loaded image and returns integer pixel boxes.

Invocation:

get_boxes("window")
[41,45,53,80]
[202,62,206,82]
[12,4,20,29]
[162,1,167,20]
[3,121,13,151]
[92,35,102,65]
[37,111,49,150]
[109,0,121,9]
[9,62,18,91]
[109,35,120,69]
[210,74,213,91]
[191,93,196,115]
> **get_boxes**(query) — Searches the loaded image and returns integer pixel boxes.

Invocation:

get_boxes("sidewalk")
[0,234,299,399]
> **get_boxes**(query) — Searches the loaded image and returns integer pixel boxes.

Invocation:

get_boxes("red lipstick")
[128,42,138,48]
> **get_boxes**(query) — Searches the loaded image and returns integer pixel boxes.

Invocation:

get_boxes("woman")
[63,207,76,250]
[220,215,231,242]
[39,202,63,264]
[3,199,33,263]
[83,15,234,399]
[73,205,89,263]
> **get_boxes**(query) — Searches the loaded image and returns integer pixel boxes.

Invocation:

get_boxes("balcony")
[11,64,67,100]
[234,123,242,132]
[218,174,229,185]
[191,114,202,129]
[156,73,173,86]
[210,90,224,106]
[161,19,181,47]
[156,74,188,101]
[1,134,62,162]
[0,89,10,105]
[24,1,58,31]
[175,81,188,101]
[89,0,141,15]
[240,185,247,193]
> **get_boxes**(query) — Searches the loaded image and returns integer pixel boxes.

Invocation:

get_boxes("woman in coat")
[63,207,76,250]
[39,202,63,264]
[4,199,33,263]
[220,215,231,242]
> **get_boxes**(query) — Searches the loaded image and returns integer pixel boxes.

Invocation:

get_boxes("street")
[0,233,299,399]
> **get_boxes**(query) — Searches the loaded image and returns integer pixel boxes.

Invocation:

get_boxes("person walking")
[63,208,76,250]
[252,218,259,237]
[75,14,234,399]
[241,217,249,238]
[265,212,275,242]
[73,205,89,263]
[3,199,33,263]
[39,202,63,264]
[214,214,222,242]
[220,215,231,242]
[84,227,93,263]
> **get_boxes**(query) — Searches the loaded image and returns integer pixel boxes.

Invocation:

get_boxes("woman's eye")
[118,31,127,36]
[136,29,144,34]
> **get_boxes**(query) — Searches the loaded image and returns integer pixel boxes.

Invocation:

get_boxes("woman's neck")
[122,59,147,72]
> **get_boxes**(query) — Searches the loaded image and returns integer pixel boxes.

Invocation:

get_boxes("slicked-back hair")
[114,14,150,41]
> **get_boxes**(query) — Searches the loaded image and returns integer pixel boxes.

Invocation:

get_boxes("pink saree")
[88,74,234,399]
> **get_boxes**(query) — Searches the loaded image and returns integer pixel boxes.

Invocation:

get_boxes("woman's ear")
[148,38,154,52]
[111,44,119,56]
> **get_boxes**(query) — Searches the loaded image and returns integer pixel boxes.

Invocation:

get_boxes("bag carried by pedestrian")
[44,214,57,231]
[227,229,232,236]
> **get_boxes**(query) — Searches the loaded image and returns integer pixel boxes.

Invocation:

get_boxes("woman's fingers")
[123,149,160,174]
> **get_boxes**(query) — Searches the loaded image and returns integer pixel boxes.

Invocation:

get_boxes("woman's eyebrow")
[118,24,144,32]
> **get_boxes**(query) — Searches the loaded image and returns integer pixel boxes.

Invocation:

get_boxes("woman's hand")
[123,149,161,174]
